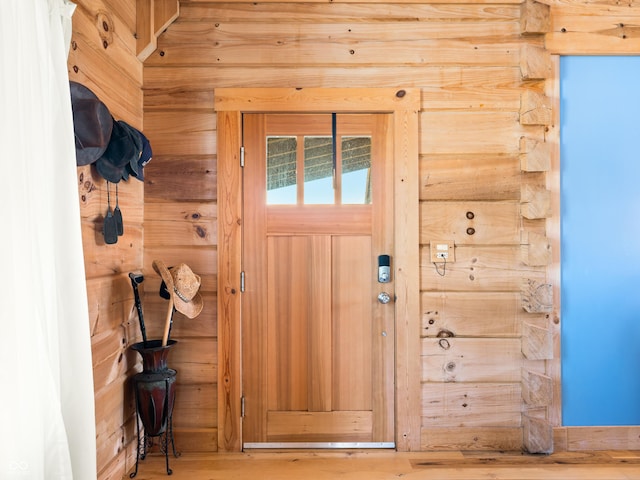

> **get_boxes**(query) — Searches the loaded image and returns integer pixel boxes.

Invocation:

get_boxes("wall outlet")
[430,241,455,263]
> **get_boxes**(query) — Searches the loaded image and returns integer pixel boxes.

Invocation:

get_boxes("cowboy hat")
[152,260,204,319]
[70,81,113,166]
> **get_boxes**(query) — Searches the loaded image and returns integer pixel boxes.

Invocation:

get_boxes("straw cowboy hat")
[152,260,204,319]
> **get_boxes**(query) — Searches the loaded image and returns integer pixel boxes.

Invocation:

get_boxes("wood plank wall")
[142,0,556,454]
[68,0,144,478]
[65,0,640,475]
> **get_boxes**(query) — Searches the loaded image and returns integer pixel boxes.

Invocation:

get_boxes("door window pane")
[342,137,371,204]
[267,136,297,204]
[304,136,334,204]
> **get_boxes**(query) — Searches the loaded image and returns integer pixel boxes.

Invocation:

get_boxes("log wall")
[66,0,640,475]
[69,0,144,478]
[142,0,556,453]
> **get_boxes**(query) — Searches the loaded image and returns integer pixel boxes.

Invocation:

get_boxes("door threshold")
[243,442,396,450]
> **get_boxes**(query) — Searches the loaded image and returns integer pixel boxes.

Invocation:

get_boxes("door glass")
[304,136,334,204]
[341,136,372,204]
[266,136,297,204]
[266,131,372,205]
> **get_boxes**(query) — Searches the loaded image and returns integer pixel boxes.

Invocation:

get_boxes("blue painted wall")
[561,56,640,426]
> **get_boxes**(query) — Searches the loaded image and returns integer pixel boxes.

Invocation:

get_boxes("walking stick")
[161,298,174,347]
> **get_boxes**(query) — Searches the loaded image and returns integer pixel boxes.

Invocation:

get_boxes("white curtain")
[0,1,97,479]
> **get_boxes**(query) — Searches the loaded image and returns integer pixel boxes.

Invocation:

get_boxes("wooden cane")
[161,297,174,347]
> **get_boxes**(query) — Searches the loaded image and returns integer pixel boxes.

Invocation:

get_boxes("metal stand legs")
[130,375,180,477]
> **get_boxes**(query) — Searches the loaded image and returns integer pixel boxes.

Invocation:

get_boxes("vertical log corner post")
[519,1,554,453]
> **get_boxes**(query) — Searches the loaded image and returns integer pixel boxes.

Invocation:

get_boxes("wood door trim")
[215,88,416,113]
[216,88,420,452]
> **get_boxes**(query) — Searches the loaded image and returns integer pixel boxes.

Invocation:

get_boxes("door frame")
[216,88,421,452]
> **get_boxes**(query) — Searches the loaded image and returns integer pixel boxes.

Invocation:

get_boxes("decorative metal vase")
[130,339,179,477]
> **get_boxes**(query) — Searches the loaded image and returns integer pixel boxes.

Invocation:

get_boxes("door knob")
[377,292,391,304]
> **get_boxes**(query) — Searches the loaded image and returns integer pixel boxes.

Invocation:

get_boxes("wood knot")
[396,90,406,98]
[437,329,454,338]
[96,11,114,47]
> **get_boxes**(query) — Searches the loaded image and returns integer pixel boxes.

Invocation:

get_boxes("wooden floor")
[125,449,640,479]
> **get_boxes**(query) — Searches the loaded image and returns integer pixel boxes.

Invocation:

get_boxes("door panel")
[332,236,372,411]
[267,411,373,443]
[266,235,332,413]
[242,113,394,447]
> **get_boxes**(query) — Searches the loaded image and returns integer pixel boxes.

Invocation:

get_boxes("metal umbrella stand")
[128,272,180,477]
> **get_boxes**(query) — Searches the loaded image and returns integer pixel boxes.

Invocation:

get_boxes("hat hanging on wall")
[130,131,152,181]
[96,120,143,183]
[70,81,153,184]
[70,81,113,166]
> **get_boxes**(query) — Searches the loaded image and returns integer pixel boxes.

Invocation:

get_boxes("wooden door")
[241,113,395,448]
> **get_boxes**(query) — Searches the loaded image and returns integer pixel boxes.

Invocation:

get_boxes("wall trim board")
[216,87,420,452]
[554,426,640,451]
[546,54,562,430]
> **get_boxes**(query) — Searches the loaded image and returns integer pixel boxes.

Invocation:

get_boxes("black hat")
[129,131,152,181]
[70,82,113,166]
[96,120,142,183]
